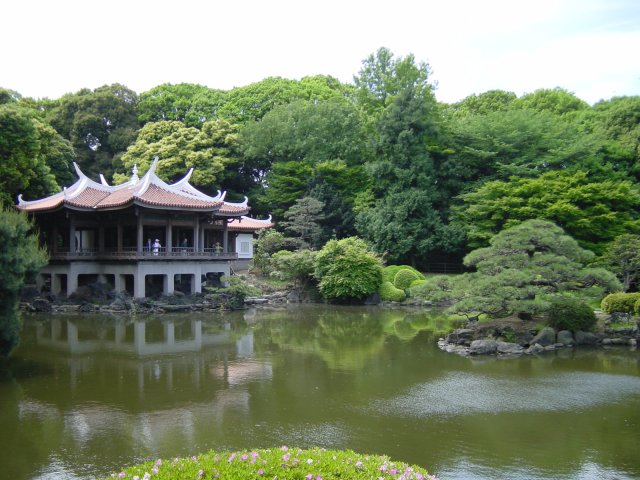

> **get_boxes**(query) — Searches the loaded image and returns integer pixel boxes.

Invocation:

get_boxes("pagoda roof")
[228,215,274,232]
[16,158,250,216]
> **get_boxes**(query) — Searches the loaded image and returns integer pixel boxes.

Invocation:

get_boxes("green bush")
[382,265,425,284]
[546,297,597,331]
[635,297,640,316]
[314,237,382,301]
[601,292,640,314]
[394,269,421,290]
[379,281,406,302]
[409,279,428,289]
[103,447,435,480]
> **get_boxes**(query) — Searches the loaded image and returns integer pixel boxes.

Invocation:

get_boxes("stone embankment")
[439,318,639,357]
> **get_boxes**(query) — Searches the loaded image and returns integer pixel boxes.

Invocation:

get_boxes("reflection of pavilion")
[34,317,253,356]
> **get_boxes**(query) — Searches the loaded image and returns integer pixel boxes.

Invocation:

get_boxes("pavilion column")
[69,216,76,253]
[136,214,143,254]
[163,274,174,295]
[199,225,205,252]
[222,219,228,253]
[133,273,145,298]
[166,218,173,253]
[194,218,200,252]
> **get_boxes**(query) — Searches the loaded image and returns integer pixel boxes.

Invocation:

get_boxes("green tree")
[0,104,73,206]
[314,237,383,302]
[0,208,48,356]
[513,87,589,116]
[452,170,640,254]
[280,196,325,249]
[449,89,517,116]
[138,83,227,127]
[597,234,640,292]
[115,119,242,195]
[44,84,139,180]
[447,220,619,319]
[270,249,317,289]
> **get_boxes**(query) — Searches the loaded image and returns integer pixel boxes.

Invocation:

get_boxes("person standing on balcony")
[152,239,161,255]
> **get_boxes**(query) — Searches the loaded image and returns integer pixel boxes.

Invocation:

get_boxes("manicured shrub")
[546,297,597,331]
[601,292,640,314]
[382,265,425,284]
[104,447,436,480]
[635,297,640,316]
[394,268,421,290]
[409,279,428,289]
[379,281,406,302]
[314,237,382,301]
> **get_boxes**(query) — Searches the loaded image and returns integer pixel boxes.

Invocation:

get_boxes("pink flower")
[228,453,237,463]
[151,467,158,474]
[306,474,313,480]
[251,452,259,458]
[282,453,291,462]
[257,469,264,476]
[380,464,388,472]
[281,446,289,452]
[118,473,125,478]
[241,454,249,461]
[155,459,162,467]
[390,468,398,475]
[356,461,363,468]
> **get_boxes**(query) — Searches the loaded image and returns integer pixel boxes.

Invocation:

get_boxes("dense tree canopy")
[452,170,640,254]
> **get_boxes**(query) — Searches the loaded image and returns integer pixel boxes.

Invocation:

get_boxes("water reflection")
[0,306,638,480]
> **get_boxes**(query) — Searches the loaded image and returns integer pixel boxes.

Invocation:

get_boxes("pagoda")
[16,158,272,298]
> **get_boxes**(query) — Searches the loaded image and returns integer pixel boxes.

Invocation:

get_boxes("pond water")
[1,305,639,480]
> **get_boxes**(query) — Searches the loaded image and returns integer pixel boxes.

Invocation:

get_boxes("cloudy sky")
[3,0,639,104]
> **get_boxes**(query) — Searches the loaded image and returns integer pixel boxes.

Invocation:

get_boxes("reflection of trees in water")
[251,307,461,370]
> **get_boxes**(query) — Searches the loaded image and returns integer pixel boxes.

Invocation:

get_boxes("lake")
[1,305,639,480]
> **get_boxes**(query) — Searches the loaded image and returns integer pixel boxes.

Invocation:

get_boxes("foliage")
[596,234,640,291]
[453,170,640,253]
[0,103,75,205]
[409,279,428,289]
[448,220,620,318]
[280,196,325,249]
[546,297,597,331]
[450,89,517,116]
[138,83,227,127]
[513,87,589,116]
[219,275,260,310]
[601,292,640,314]
[382,265,425,284]
[635,297,640,316]
[115,119,241,194]
[410,275,457,305]
[0,208,48,356]
[104,446,436,480]
[43,84,139,180]
[379,280,406,302]
[314,237,383,302]
[270,249,317,289]
[251,229,291,275]
[393,268,421,290]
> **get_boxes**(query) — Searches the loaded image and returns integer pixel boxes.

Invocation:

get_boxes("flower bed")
[106,446,437,480]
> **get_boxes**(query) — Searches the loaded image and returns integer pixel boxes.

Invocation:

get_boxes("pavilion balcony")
[48,247,238,262]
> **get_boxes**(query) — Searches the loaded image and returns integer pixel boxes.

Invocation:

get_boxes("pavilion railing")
[48,248,237,261]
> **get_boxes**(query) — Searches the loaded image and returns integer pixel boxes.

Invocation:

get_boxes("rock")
[496,341,524,354]
[556,330,575,346]
[630,338,637,347]
[530,327,556,346]
[78,302,98,312]
[245,297,268,305]
[469,339,498,355]
[287,290,301,303]
[574,330,599,345]
[32,297,53,313]
[446,329,475,346]
[526,343,545,355]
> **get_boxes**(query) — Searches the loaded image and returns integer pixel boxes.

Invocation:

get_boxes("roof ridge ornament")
[99,174,110,186]
[131,164,139,183]
[73,162,86,179]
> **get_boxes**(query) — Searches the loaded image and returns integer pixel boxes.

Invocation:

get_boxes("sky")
[3,0,639,105]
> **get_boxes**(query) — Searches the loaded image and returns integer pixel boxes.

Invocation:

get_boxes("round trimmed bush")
[601,292,640,314]
[382,265,425,284]
[394,268,421,290]
[379,281,406,302]
[547,297,597,331]
[409,279,428,289]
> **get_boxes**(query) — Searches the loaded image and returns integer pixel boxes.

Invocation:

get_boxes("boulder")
[574,330,599,345]
[469,339,498,355]
[556,330,575,346]
[446,329,475,346]
[530,327,556,346]
[496,342,524,354]
[32,297,53,313]
[526,343,546,355]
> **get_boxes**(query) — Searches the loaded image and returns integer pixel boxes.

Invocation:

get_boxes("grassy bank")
[105,447,437,480]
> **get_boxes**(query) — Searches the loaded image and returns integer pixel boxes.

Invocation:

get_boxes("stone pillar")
[134,273,145,298]
[192,272,202,294]
[114,274,124,292]
[194,218,200,252]
[163,274,174,295]
[51,274,62,295]
[199,224,205,252]
[67,273,78,297]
